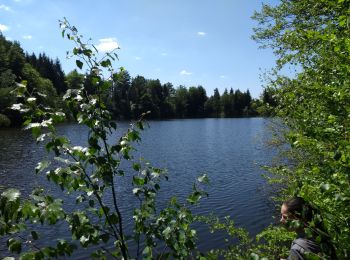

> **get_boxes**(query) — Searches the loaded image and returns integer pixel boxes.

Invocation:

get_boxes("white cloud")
[197,31,206,36]
[0,24,9,32]
[180,70,192,76]
[96,38,119,52]
[0,4,11,11]
[22,35,32,40]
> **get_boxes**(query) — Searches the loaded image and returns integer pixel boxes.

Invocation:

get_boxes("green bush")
[252,0,350,258]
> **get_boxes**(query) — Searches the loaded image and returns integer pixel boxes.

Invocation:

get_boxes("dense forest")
[0,34,275,127]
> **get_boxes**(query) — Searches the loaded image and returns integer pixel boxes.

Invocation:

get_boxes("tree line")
[0,34,60,127]
[0,34,275,127]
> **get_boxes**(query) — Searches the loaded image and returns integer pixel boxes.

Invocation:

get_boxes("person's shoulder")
[288,245,304,260]
[291,238,307,255]
[292,238,321,254]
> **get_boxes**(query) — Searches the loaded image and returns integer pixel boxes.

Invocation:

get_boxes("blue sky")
[0,0,279,98]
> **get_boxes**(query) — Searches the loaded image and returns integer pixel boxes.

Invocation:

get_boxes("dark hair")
[283,197,312,222]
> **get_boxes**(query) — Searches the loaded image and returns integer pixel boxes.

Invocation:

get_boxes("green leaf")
[127,130,140,141]
[73,47,80,55]
[137,121,144,130]
[16,83,27,96]
[76,60,83,69]
[80,235,89,246]
[100,59,111,67]
[154,183,160,190]
[250,253,260,260]
[179,230,186,243]
[197,173,209,184]
[133,176,145,186]
[31,230,39,240]
[2,188,21,202]
[7,238,21,253]
[83,49,92,57]
[162,226,171,239]
[31,126,42,138]
[36,134,46,142]
[52,112,66,123]
[100,233,109,243]
[35,160,51,174]
[133,188,141,195]
[320,183,330,191]
[186,191,201,204]
[142,246,152,256]
[109,213,119,225]
[27,97,36,103]
[133,163,141,171]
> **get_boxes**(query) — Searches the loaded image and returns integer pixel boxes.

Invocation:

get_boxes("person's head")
[280,197,312,224]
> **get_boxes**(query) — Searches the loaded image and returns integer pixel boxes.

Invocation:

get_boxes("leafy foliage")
[253,0,350,258]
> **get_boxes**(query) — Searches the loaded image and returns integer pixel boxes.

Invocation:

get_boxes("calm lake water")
[0,118,276,258]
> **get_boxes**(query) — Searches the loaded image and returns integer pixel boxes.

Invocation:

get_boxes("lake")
[0,118,276,258]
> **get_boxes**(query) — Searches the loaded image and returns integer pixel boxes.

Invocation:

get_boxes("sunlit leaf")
[2,188,21,202]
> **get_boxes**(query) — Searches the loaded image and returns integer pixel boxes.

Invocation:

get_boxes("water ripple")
[0,118,275,256]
